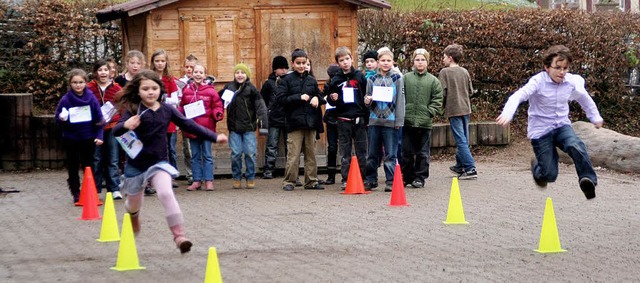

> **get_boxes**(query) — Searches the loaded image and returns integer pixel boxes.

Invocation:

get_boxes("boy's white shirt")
[500,71,603,139]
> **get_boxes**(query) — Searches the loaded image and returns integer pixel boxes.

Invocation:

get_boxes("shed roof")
[96,0,391,23]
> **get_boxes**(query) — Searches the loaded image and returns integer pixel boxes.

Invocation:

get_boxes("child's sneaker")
[449,165,464,175]
[112,191,123,200]
[579,177,596,200]
[295,178,303,187]
[384,183,393,192]
[458,168,478,180]
[144,186,157,195]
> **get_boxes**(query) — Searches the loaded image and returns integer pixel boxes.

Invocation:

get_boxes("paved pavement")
[1,156,640,282]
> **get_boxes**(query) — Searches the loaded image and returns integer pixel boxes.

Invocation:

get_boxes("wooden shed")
[96,0,391,174]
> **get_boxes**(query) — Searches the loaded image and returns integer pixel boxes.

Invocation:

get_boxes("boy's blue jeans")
[168,132,178,170]
[93,129,120,193]
[531,125,597,184]
[189,138,213,181]
[365,125,397,185]
[449,115,476,171]
[230,131,257,180]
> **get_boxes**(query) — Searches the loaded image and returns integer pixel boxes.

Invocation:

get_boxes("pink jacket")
[179,82,224,139]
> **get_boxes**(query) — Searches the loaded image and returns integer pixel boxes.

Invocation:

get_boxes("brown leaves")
[358,9,640,136]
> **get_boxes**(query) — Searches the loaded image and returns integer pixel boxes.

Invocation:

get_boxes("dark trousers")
[401,126,432,184]
[264,126,287,173]
[325,122,338,178]
[338,119,367,182]
[64,138,96,198]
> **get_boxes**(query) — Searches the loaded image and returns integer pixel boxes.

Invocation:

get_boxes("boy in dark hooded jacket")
[261,56,289,179]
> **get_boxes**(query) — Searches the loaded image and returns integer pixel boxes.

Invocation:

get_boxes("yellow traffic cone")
[534,197,567,253]
[204,247,223,283]
[111,213,145,271]
[97,192,120,242]
[443,177,469,225]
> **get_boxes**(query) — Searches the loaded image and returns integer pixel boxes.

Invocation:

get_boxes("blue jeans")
[93,129,120,193]
[365,126,397,185]
[264,127,287,172]
[531,125,597,184]
[167,132,178,170]
[449,115,476,171]
[189,138,213,181]
[230,131,257,180]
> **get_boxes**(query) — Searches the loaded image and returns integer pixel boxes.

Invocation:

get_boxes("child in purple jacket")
[55,69,104,204]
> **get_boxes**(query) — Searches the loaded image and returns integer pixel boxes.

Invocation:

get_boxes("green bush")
[0,0,121,113]
[359,9,640,136]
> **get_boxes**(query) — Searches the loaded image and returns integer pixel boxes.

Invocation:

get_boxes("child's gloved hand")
[59,108,69,121]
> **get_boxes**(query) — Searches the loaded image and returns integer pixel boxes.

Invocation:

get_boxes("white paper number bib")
[116,130,143,159]
[184,100,206,119]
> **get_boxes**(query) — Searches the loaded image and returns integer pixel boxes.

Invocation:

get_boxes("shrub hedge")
[359,9,640,136]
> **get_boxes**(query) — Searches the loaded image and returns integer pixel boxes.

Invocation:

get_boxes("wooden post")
[0,93,33,170]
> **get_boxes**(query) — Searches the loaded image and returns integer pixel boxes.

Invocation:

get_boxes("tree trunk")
[559,121,640,173]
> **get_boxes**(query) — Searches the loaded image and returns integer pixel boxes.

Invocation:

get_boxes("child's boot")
[130,211,140,236]
[324,168,336,185]
[170,224,192,254]
[186,181,201,191]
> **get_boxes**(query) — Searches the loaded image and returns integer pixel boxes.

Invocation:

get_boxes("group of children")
[55,43,603,253]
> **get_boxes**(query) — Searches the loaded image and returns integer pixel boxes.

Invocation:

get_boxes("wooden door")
[257,7,338,169]
[180,10,240,174]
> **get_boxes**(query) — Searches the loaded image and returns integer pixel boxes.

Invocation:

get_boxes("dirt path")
[1,139,639,282]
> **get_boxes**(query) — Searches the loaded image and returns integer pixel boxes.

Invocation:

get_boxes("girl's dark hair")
[306,58,314,77]
[67,69,88,89]
[291,48,307,62]
[117,69,165,114]
[543,45,572,67]
[92,59,109,78]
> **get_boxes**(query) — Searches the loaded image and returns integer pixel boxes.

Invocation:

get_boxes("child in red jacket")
[179,64,224,191]
[87,59,123,200]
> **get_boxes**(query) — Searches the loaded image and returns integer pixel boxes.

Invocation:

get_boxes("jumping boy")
[438,44,477,180]
[364,47,405,192]
[327,46,369,190]
[496,45,603,200]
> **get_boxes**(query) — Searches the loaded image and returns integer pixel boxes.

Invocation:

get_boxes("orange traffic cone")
[75,167,103,207]
[341,156,369,195]
[389,163,409,206]
[77,172,102,220]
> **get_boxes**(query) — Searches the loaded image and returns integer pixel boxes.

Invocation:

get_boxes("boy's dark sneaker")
[530,158,548,188]
[324,177,335,185]
[458,169,478,180]
[364,182,378,190]
[283,184,294,191]
[449,165,464,175]
[340,182,347,190]
[144,186,156,196]
[262,171,273,179]
[384,184,393,192]
[304,184,325,190]
[411,180,424,188]
[579,177,596,200]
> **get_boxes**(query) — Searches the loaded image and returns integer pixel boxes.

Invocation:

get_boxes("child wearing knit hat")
[261,55,290,179]
[221,63,269,189]
[362,50,378,79]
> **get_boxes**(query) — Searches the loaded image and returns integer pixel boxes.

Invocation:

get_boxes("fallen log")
[559,121,640,173]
